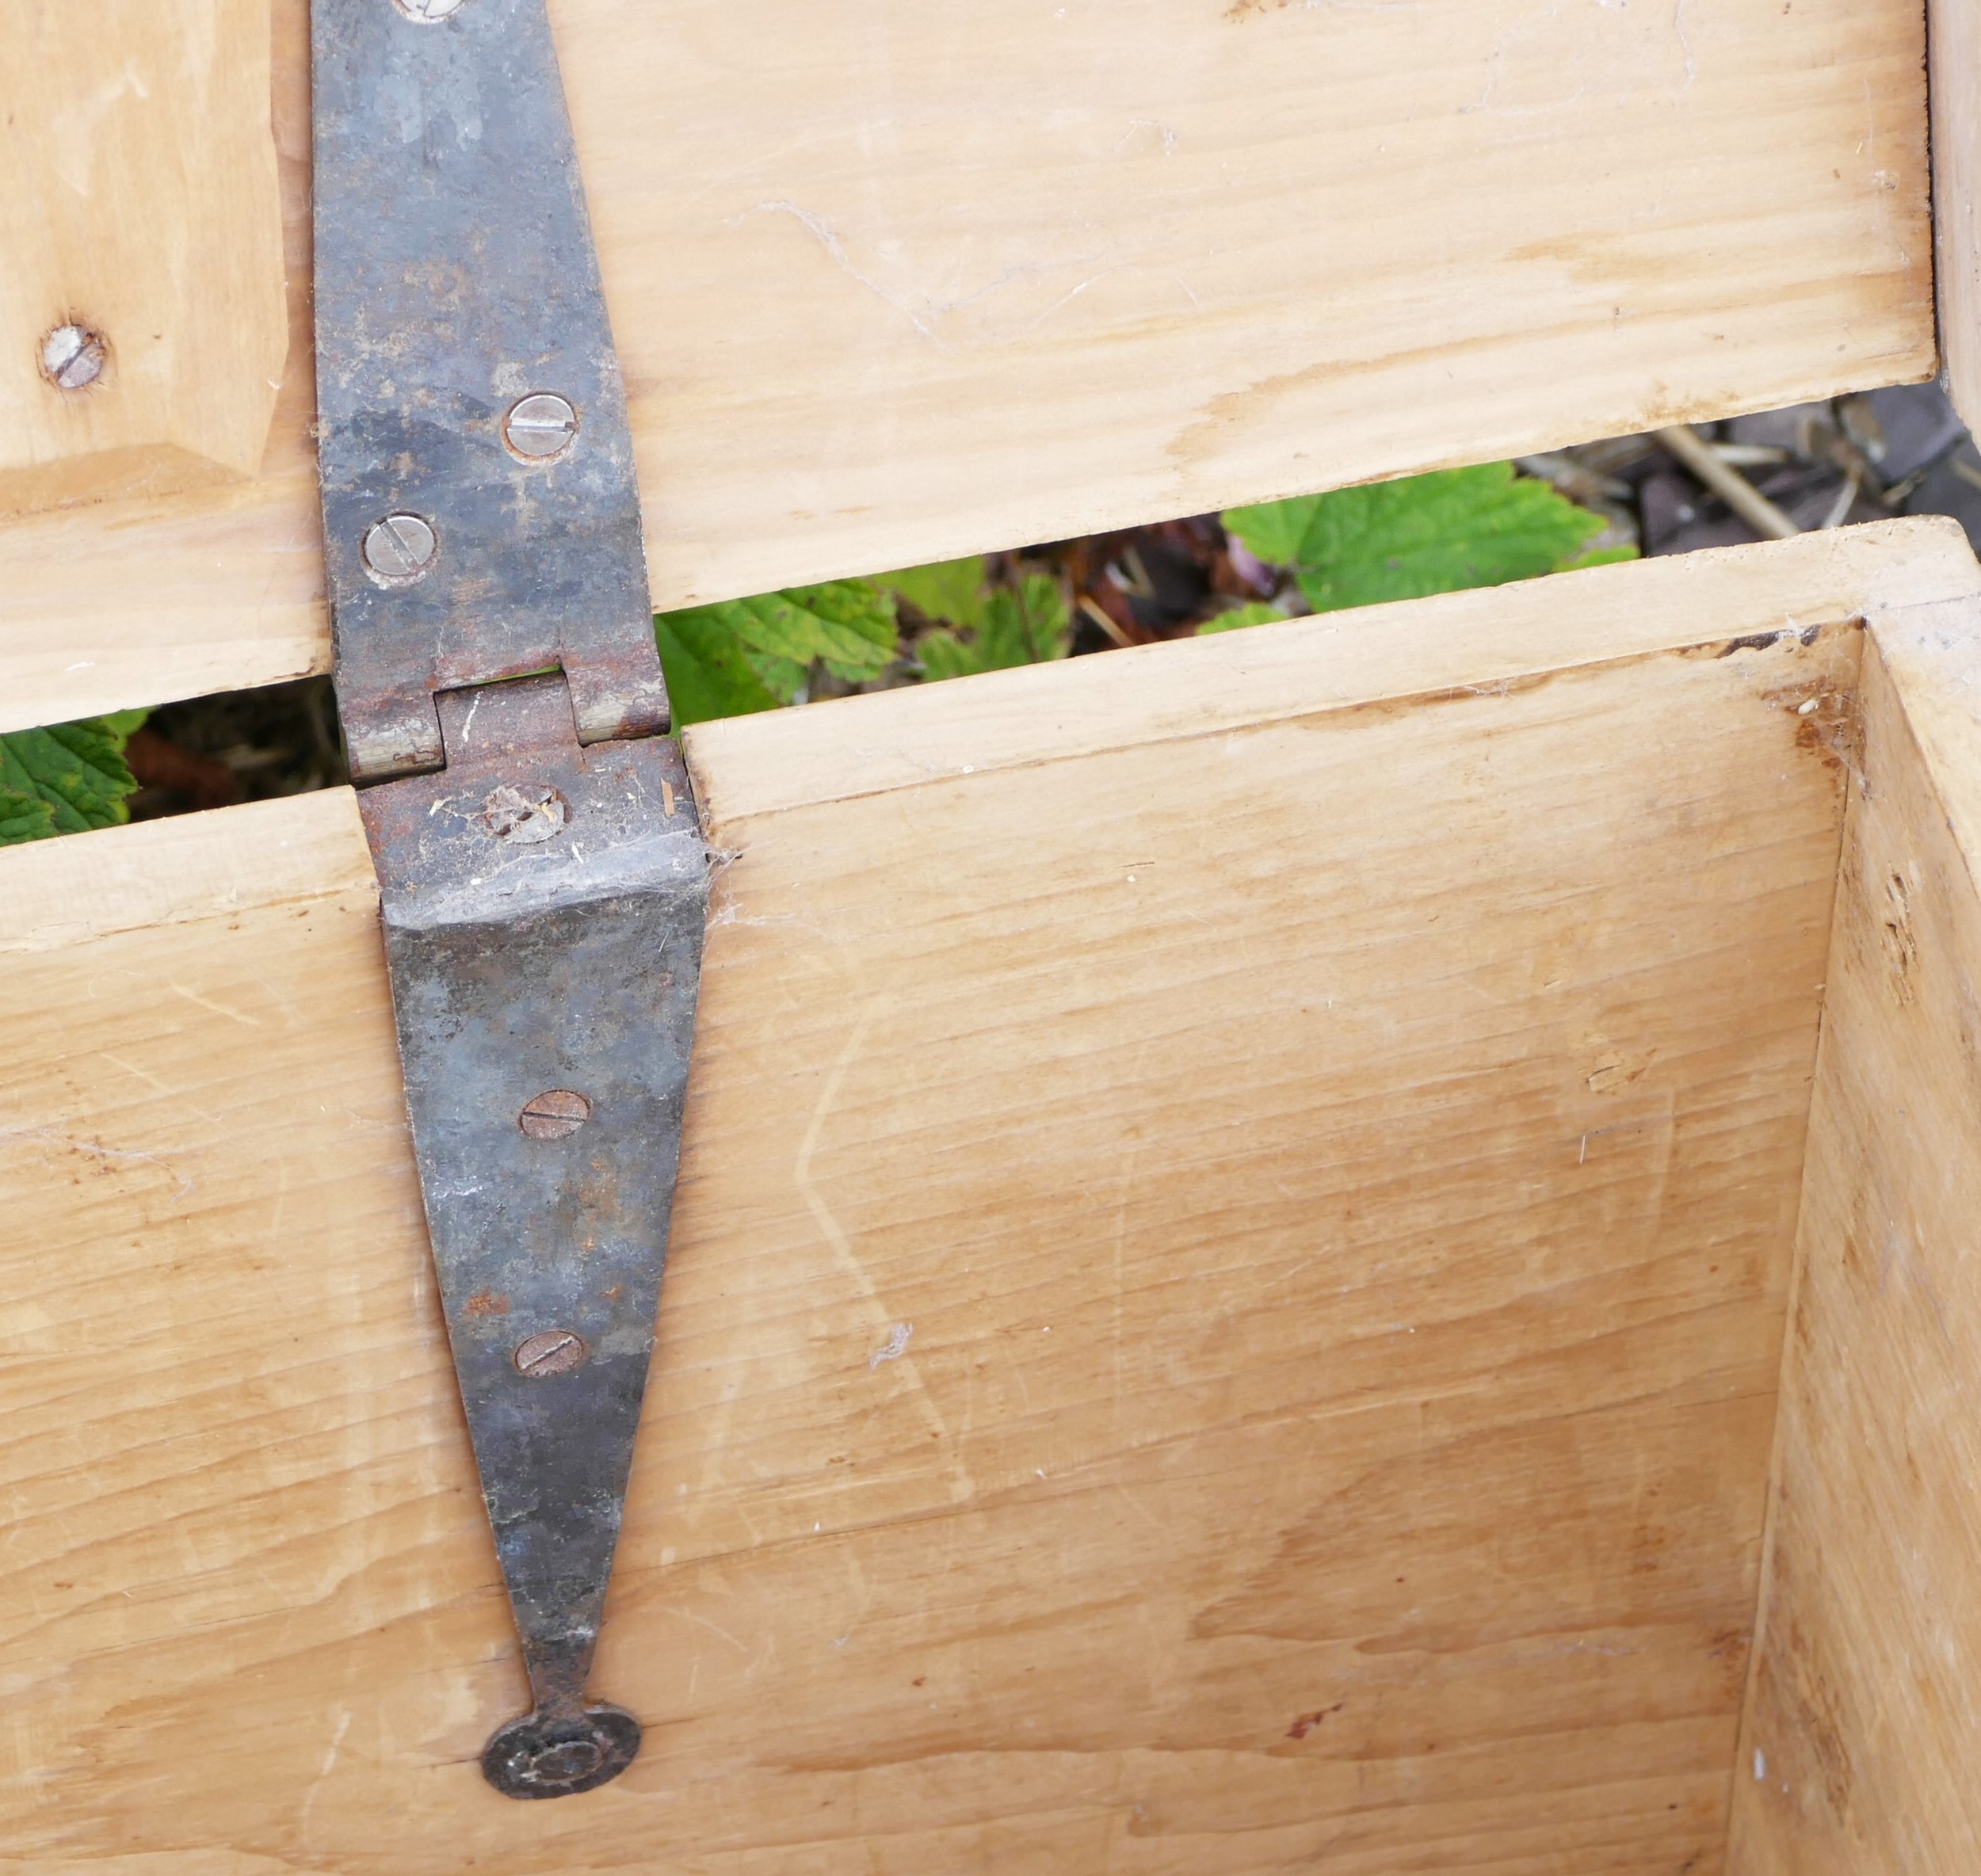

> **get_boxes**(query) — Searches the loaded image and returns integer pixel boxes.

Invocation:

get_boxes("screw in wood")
[361,513,438,585]
[40,323,107,391]
[513,1329,588,1378]
[502,393,579,463]
[519,1089,592,1140]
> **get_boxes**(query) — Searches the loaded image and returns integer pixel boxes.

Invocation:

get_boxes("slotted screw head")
[40,323,107,391]
[395,0,467,20]
[361,513,437,585]
[513,1329,588,1378]
[519,1089,592,1139]
[502,393,579,463]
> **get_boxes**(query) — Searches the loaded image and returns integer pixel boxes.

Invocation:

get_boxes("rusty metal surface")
[311,0,666,782]
[359,675,707,1797]
[314,0,708,1795]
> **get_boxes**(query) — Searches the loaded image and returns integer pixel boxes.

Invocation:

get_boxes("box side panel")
[0,549,1870,1870]
[1730,601,1981,1872]
[1933,0,1981,431]
[0,0,1937,733]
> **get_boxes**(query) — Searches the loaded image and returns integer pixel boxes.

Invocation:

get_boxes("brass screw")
[513,1329,587,1378]
[519,1089,591,1139]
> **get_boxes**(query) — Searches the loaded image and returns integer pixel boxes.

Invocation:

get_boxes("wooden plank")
[1933,0,1981,431]
[0,0,288,517]
[0,0,1937,734]
[1727,592,1981,1872]
[0,524,1948,1871]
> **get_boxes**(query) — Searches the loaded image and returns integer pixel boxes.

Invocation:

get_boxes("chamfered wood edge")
[0,787,372,956]
[1866,589,1981,902]
[683,519,1981,833]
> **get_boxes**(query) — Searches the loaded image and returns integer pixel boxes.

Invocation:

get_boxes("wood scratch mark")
[97,1051,170,1094]
[0,1125,194,1196]
[171,983,261,1028]
[656,1604,751,1656]
[299,1703,353,1843]
[795,1000,973,1504]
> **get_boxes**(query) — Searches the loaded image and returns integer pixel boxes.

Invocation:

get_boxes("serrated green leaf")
[1218,498,1317,569]
[734,582,897,679]
[1223,463,1609,614]
[0,711,147,844]
[655,578,899,723]
[919,574,1071,680]
[655,611,787,728]
[876,556,988,631]
[1197,601,1289,635]
[0,786,55,845]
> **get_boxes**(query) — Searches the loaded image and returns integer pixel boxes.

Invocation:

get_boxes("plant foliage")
[1221,463,1629,616]
[918,574,1071,678]
[1198,601,1288,635]
[655,581,899,726]
[0,709,147,845]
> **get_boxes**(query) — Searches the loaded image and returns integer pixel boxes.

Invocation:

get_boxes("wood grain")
[1932,0,1981,431]
[0,0,288,517]
[0,0,1937,734]
[0,524,1947,1870]
[1727,596,1981,1872]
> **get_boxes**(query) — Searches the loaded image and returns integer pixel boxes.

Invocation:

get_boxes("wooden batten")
[1933,0,1981,433]
[0,0,1939,734]
[2,521,1975,1871]
[0,0,288,519]
[1729,591,1981,1870]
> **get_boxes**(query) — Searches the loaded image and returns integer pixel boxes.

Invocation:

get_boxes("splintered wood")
[4,524,1972,1872]
[1729,600,1981,1872]
[0,0,1937,732]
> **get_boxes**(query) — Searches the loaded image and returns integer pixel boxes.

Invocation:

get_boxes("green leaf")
[1558,541,1640,572]
[876,556,989,631]
[1197,601,1289,635]
[919,574,1071,680]
[0,710,148,845]
[655,578,899,724]
[0,786,55,845]
[655,611,787,728]
[721,582,896,682]
[1223,463,1610,614]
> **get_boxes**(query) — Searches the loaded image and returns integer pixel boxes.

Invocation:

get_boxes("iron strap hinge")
[310,0,708,1799]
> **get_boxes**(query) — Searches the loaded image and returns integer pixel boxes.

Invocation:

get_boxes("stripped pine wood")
[0,0,288,518]
[1932,0,1981,433]
[0,0,1937,733]
[1727,596,1981,1873]
[0,523,1961,1872]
